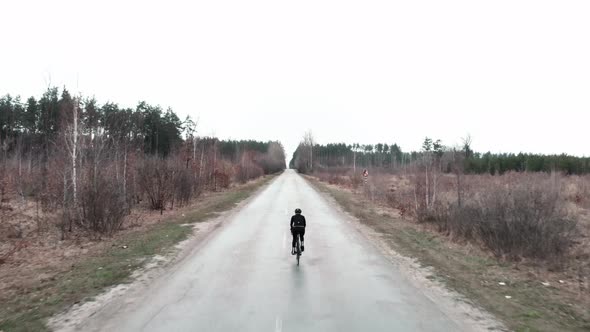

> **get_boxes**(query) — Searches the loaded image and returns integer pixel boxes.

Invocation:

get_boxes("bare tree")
[453,135,471,208]
[414,137,444,218]
[55,94,83,236]
[352,143,360,173]
[199,138,205,179]
[303,130,315,172]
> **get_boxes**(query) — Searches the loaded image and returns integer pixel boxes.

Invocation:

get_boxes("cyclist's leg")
[294,229,300,247]
[291,229,297,254]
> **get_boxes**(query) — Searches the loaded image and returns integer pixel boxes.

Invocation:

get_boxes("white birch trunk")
[213,141,217,190]
[413,180,419,214]
[310,144,313,171]
[72,100,78,207]
[123,144,127,202]
[199,144,204,179]
[193,137,196,161]
[432,162,438,207]
[425,158,429,209]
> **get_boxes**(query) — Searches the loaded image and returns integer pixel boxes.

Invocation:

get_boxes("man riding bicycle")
[290,208,306,255]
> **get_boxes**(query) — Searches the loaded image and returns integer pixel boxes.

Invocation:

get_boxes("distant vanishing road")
[75,170,464,332]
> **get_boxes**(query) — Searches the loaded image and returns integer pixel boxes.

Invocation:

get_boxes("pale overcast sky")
[1,0,589,158]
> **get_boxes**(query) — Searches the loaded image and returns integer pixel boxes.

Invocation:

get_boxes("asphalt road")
[86,170,462,331]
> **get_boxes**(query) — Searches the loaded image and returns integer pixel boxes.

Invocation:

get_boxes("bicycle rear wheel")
[296,236,301,266]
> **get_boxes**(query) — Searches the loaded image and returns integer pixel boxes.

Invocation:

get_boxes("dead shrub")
[214,169,231,189]
[220,160,235,189]
[481,186,574,260]
[328,174,347,186]
[316,172,329,183]
[316,172,340,185]
[138,157,173,213]
[563,175,590,208]
[363,173,391,203]
[80,172,128,236]
[349,172,363,189]
[382,175,415,218]
[173,168,196,207]
[403,171,579,261]
[235,159,263,184]
[314,168,359,188]
[40,157,66,211]
[319,173,347,185]
[435,181,577,260]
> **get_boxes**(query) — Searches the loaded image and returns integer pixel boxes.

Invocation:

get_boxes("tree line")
[289,134,589,175]
[465,152,590,175]
[0,88,286,238]
[0,88,185,157]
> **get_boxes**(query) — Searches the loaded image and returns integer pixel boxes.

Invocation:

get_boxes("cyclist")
[290,208,306,255]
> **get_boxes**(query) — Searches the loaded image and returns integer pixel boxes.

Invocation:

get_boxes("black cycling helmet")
[295,208,302,214]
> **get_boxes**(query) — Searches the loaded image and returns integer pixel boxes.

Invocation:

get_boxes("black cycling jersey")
[290,214,306,228]
[290,214,306,250]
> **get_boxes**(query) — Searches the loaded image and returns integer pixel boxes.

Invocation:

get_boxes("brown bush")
[326,174,348,186]
[214,169,231,189]
[349,172,363,189]
[432,178,577,260]
[138,157,174,212]
[172,167,196,207]
[563,175,590,208]
[379,174,414,217]
[80,172,128,236]
[315,172,329,183]
[235,159,263,184]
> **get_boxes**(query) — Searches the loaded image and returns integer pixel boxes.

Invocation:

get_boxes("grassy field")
[0,175,276,332]
[307,176,590,332]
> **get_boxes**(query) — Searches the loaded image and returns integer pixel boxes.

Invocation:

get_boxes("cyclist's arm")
[303,216,306,227]
[290,216,294,228]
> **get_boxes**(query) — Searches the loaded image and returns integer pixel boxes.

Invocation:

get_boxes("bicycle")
[294,233,302,266]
